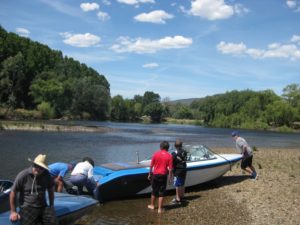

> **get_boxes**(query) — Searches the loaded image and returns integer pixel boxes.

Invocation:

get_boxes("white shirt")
[71,161,94,178]
[235,136,253,157]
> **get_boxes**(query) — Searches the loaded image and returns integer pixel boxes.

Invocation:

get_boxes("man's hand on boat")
[147,172,152,181]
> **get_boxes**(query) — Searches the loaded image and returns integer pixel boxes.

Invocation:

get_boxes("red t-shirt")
[150,149,173,175]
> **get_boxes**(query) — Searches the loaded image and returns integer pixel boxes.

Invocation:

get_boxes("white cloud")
[40,0,79,17]
[134,10,174,24]
[16,28,30,37]
[234,3,250,16]
[291,35,300,43]
[102,0,111,5]
[97,11,110,21]
[217,41,247,55]
[188,0,234,20]
[117,0,155,6]
[80,2,100,12]
[111,36,193,54]
[61,32,101,47]
[143,63,159,68]
[217,35,300,60]
[186,0,249,20]
[286,0,297,8]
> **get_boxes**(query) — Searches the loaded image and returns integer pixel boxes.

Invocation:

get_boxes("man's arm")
[9,191,20,221]
[168,157,173,184]
[148,154,155,180]
[148,165,153,180]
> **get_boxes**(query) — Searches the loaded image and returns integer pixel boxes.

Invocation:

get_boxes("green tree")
[142,91,160,109]
[144,102,163,122]
[282,83,300,107]
[265,100,297,126]
[174,105,193,119]
[0,52,25,108]
[71,77,110,120]
[111,95,127,121]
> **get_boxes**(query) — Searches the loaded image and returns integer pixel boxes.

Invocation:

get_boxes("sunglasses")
[33,164,45,171]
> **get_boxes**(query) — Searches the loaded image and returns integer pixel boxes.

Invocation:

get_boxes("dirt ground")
[161,148,300,225]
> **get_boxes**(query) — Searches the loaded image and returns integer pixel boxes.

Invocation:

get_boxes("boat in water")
[93,145,242,202]
[0,180,98,225]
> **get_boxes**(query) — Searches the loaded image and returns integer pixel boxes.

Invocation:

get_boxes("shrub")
[14,108,39,120]
[277,125,293,133]
[37,102,55,119]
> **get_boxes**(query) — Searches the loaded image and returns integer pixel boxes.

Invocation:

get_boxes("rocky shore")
[159,148,300,225]
[77,148,300,225]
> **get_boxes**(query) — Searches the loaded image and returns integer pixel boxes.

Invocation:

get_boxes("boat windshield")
[0,180,13,194]
[184,145,216,162]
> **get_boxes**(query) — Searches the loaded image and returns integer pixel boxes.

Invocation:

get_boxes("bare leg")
[242,168,253,175]
[176,187,180,201]
[249,165,256,173]
[147,195,155,210]
[158,196,164,213]
[57,180,63,192]
[179,186,185,199]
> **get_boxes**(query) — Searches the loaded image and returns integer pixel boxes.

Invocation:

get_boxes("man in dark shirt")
[171,140,187,203]
[9,154,56,225]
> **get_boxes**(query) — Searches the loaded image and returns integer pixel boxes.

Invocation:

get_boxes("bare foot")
[158,208,165,213]
[147,205,155,210]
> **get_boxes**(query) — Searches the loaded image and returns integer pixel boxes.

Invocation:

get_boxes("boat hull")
[94,153,242,201]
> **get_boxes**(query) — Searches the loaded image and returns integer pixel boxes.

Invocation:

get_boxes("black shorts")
[151,174,167,197]
[241,155,253,169]
[20,206,57,225]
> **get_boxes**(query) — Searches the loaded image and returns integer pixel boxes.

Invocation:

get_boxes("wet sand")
[76,148,300,225]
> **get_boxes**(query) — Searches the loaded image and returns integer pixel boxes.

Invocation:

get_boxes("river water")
[1,122,299,224]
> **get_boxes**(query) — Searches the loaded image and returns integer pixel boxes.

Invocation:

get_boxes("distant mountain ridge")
[169,98,200,105]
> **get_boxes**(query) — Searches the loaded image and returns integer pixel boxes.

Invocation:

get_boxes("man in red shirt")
[147,141,173,213]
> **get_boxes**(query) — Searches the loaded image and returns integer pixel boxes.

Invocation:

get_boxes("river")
[1,122,299,224]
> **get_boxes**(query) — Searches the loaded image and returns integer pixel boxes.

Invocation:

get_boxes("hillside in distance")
[169,98,200,105]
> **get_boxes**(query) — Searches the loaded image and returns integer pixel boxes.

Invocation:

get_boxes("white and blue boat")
[0,180,98,225]
[93,145,242,202]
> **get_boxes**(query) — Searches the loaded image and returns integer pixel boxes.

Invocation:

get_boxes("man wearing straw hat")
[9,154,57,225]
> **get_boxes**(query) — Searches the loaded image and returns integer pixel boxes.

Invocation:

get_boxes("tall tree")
[282,83,300,108]
[0,52,25,108]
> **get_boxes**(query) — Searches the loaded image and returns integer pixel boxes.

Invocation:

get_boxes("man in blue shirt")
[48,162,76,192]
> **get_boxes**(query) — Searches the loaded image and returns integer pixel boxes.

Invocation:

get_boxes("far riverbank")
[0,120,112,132]
[1,119,299,134]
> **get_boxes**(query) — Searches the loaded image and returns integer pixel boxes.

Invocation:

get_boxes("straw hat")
[28,154,49,170]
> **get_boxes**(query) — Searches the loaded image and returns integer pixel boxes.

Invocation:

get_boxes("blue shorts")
[173,176,185,187]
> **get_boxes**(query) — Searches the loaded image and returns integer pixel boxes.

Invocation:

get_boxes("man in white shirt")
[70,157,97,195]
[232,131,258,179]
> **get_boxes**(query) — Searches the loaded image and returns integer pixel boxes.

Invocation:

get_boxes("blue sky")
[1,0,300,100]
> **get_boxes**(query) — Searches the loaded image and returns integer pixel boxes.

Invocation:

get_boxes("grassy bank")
[0,120,111,132]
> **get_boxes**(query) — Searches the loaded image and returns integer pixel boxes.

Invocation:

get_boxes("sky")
[1,0,300,101]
